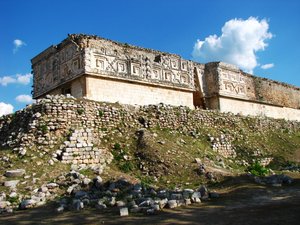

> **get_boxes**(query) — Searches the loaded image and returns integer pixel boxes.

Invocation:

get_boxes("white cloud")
[0,76,15,86]
[15,94,34,104]
[13,39,26,53]
[0,102,14,116]
[261,63,274,69]
[0,73,32,86]
[192,17,273,74]
[16,73,32,85]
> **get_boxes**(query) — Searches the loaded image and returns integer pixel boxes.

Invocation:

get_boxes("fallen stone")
[108,197,116,206]
[152,204,160,211]
[0,201,11,209]
[120,207,129,216]
[19,199,36,209]
[38,186,48,193]
[9,192,17,198]
[167,200,177,209]
[19,149,26,156]
[4,180,19,188]
[177,199,185,207]
[96,202,107,210]
[139,200,151,207]
[158,198,168,209]
[194,158,202,164]
[46,183,59,189]
[185,198,192,205]
[116,200,126,207]
[0,193,6,201]
[56,205,64,213]
[82,178,92,186]
[6,208,13,213]
[5,169,25,178]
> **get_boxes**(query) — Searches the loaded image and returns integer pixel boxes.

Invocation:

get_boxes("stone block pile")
[53,128,111,165]
[209,135,236,158]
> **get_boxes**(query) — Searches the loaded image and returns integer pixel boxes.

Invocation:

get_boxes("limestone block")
[5,169,25,178]
[119,207,129,216]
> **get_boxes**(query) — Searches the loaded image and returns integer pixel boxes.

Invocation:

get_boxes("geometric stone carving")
[131,63,141,76]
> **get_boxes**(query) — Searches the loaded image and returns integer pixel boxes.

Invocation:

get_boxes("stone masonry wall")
[85,76,194,108]
[1,95,300,164]
[32,34,198,99]
[31,34,300,121]
[209,62,300,109]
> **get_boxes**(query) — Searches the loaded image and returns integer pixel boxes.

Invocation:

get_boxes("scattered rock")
[5,169,25,178]
[167,200,177,209]
[120,207,129,216]
[194,158,202,164]
[0,201,11,209]
[56,205,64,213]
[19,199,36,209]
[4,180,19,188]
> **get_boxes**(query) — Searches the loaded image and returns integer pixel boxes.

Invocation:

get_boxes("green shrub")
[7,196,19,204]
[113,143,121,151]
[119,161,134,172]
[38,124,48,133]
[248,161,269,176]
[77,108,85,115]
[98,110,104,117]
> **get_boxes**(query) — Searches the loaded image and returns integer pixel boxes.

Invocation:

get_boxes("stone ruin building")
[31,34,300,121]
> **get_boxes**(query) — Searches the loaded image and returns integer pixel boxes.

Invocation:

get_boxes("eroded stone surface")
[31,34,300,121]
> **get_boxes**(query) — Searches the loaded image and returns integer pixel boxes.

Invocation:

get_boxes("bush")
[7,196,19,204]
[113,143,121,151]
[119,161,134,172]
[248,161,269,176]
[77,108,85,115]
[38,124,48,134]
[98,110,104,117]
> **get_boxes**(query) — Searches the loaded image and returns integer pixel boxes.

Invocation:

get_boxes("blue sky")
[1,0,300,115]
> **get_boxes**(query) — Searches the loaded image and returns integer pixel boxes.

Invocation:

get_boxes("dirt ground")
[1,174,300,225]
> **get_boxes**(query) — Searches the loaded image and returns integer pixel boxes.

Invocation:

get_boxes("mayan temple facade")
[31,34,300,121]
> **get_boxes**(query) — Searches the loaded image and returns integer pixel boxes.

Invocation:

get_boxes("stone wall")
[85,37,195,91]
[1,95,300,165]
[31,34,300,120]
[32,34,197,99]
[205,62,300,120]
[85,76,194,107]
[211,62,300,109]
[31,42,85,98]
[219,97,300,121]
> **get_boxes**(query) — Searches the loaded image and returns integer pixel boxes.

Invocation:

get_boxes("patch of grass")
[79,168,94,177]
[139,175,154,188]
[247,162,269,176]
[119,161,134,173]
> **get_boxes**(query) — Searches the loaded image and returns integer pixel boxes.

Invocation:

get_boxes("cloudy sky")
[1,0,300,116]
